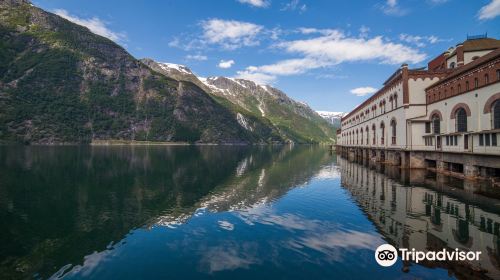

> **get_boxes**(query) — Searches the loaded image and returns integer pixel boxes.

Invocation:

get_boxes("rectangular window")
[479,134,484,146]
[454,136,458,146]
[425,122,431,133]
[486,133,491,146]
[446,136,449,146]
[493,133,497,146]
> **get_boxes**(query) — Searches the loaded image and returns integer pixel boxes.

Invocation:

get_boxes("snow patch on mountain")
[236,113,253,131]
[157,62,193,75]
[316,111,345,127]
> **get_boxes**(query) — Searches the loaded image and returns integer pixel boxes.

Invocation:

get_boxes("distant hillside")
[142,59,336,143]
[316,111,345,128]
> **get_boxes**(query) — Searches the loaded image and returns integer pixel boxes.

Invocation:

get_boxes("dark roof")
[449,38,500,56]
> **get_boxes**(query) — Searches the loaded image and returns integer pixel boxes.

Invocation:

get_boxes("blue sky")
[33,0,500,112]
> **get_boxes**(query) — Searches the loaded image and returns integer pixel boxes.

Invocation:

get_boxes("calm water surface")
[1,146,499,279]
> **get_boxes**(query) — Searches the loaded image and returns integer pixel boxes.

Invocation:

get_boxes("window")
[458,84,461,93]
[366,126,369,144]
[485,74,489,84]
[456,108,467,132]
[425,137,434,146]
[486,133,491,146]
[372,125,376,145]
[394,95,398,108]
[432,115,440,134]
[425,122,431,133]
[391,119,397,145]
[466,81,469,91]
[446,136,449,146]
[497,69,500,81]
[474,78,479,88]
[494,101,500,129]
[479,134,484,146]
[450,62,456,68]
[454,135,458,146]
[493,133,498,146]
[380,122,385,145]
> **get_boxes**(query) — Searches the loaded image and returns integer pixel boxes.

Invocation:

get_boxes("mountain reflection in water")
[0,146,499,279]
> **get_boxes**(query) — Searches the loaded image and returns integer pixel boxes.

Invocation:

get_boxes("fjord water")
[0,146,499,279]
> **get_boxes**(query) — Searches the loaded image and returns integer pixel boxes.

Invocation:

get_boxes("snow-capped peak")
[316,111,346,117]
[157,62,193,75]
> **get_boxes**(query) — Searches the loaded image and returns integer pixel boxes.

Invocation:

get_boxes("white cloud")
[218,59,235,69]
[236,30,426,84]
[478,0,500,20]
[399,33,443,47]
[350,87,378,96]
[237,0,270,8]
[359,26,370,38]
[235,70,276,85]
[53,9,126,43]
[297,27,338,35]
[379,0,408,16]
[201,19,263,50]
[281,0,307,13]
[186,54,208,61]
[278,31,426,64]
[428,0,449,4]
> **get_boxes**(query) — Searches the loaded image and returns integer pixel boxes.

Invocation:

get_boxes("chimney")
[401,63,409,105]
[456,43,464,67]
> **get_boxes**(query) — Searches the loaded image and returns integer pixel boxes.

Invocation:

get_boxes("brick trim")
[483,92,500,113]
[450,103,472,119]
[429,109,443,121]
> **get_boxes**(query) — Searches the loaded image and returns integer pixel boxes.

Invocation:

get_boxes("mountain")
[141,59,336,143]
[316,111,345,128]
[0,0,335,144]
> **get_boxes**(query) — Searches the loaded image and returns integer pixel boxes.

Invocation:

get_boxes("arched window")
[450,62,456,68]
[366,126,369,144]
[456,108,467,132]
[465,81,469,91]
[497,69,500,81]
[372,125,376,145]
[390,119,397,145]
[394,94,398,108]
[474,78,479,88]
[356,130,359,144]
[380,122,385,145]
[485,74,489,84]
[432,114,440,134]
[458,84,461,93]
[494,101,500,129]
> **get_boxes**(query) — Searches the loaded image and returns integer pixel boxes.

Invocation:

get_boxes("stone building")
[337,36,500,179]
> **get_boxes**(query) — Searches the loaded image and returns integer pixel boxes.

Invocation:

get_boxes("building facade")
[337,36,500,179]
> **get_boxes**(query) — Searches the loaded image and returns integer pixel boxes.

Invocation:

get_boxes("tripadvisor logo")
[375,244,398,267]
[375,244,482,267]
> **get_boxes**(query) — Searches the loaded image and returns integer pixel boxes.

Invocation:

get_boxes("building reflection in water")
[339,158,500,280]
